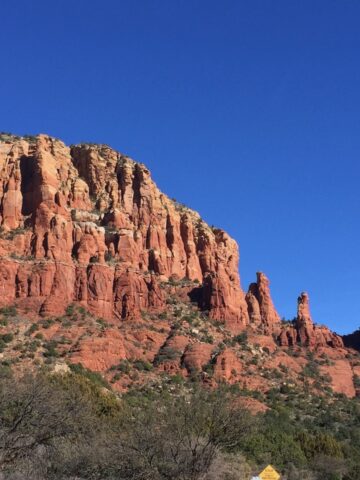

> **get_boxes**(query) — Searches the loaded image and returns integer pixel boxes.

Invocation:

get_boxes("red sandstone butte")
[0,135,248,327]
[0,133,357,398]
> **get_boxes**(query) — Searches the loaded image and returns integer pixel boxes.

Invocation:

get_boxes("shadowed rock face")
[0,133,357,399]
[343,329,360,352]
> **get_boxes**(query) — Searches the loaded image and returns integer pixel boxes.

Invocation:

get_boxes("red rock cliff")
[0,133,356,398]
[0,134,347,348]
[0,134,248,327]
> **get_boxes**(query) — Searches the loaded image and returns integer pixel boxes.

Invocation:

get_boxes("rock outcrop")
[246,272,280,332]
[0,134,248,327]
[278,292,343,349]
[0,132,357,399]
[343,329,360,352]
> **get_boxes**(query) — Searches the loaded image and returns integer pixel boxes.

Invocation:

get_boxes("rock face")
[0,135,247,326]
[0,134,347,343]
[343,329,360,352]
[278,292,343,349]
[0,133,357,398]
[246,272,280,332]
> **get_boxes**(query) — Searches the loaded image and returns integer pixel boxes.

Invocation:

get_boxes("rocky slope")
[0,132,359,402]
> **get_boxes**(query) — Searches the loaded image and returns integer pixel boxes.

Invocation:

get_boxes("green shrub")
[154,346,181,365]
[0,306,17,317]
[233,332,248,345]
[302,361,320,378]
[68,363,110,389]
[109,360,131,375]
[111,373,121,382]
[43,340,59,358]
[41,318,55,329]
[26,323,39,335]
[0,333,13,343]
[65,304,75,316]
[133,359,153,372]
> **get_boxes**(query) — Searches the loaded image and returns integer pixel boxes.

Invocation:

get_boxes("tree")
[108,386,256,480]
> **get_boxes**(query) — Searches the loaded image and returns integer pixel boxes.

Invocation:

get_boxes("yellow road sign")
[259,465,280,480]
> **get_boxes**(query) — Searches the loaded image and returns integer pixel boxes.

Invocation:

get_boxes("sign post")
[258,465,281,480]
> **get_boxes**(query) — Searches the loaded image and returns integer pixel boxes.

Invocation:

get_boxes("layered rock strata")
[0,134,345,349]
[0,135,247,326]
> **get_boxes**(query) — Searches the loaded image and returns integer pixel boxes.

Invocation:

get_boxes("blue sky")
[1,0,359,333]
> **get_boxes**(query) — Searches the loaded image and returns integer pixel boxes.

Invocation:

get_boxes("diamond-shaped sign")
[259,465,280,480]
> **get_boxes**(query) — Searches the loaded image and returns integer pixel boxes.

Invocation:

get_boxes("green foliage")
[0,305,17,317]
[302,360,320,378]
[202,362,214,376]
[40,318,55,329]
[68,362,110,389]
[23,134,38,143]
[43,340,59,358]
[233,331,248,345]
[109,359,131,374]
[65,304,75,316]
[1,226,28,240]
[296,431,343,460]
[26,323,39,335]
[0,333,13,343]
[96,317,109,329]
[0,132,21,142]
[133,359,153,372]
[104,250,116,263]
[202,333,214,344]
[154,346,181,365]
[0,363,12,379]
[0,366,358,479]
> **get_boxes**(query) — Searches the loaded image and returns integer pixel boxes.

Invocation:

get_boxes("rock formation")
[0,134,248,326]
[0,132,357,399]
[246,272,280,332]
[278,292,343,349]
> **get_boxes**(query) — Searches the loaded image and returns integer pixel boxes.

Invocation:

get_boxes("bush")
[154,346,181,365]
[43,340,59,358]
[26,323,39,335]
[133,359,153,372]
[65,304,75,316]
[0,367,357,480]
[302,361,320,378]
[233,332,248,345]
[0,333,13,343]
[353,375,360,388]
[68,363,110,389]
[109,359,131,374]
[40,318,55,329]
[0,305,17,317]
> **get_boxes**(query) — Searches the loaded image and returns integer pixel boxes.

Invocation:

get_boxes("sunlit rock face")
[0,133,356,399]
